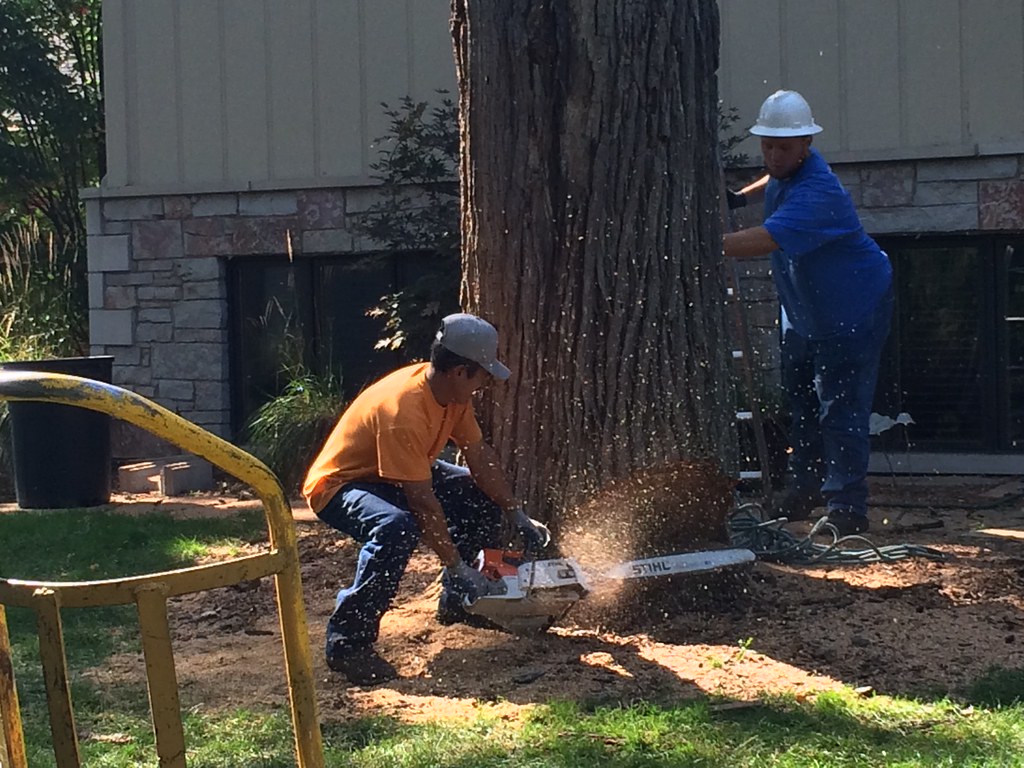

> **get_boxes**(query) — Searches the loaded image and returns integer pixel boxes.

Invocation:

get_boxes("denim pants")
[316,460,503,654]
[782,290,893,517]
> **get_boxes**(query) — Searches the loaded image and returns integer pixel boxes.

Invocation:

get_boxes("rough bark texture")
[452,0,734,518]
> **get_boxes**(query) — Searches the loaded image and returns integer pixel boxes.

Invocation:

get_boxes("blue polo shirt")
[763,148,891,340]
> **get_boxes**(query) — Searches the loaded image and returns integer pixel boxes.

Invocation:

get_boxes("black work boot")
[774,488,825,522]
[326,645,398,686]
[826,507,870,536]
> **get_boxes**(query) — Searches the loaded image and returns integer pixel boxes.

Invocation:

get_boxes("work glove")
[448,559,494,604]
[509,505,552,555]
[726,189,747,210]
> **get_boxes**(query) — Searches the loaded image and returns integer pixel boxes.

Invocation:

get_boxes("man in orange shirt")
[303,313,548,685]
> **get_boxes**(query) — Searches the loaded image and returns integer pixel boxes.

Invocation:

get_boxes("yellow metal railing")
[0,370,324,768]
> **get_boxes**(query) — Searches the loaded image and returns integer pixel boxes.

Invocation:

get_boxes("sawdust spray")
[558,460,745,629]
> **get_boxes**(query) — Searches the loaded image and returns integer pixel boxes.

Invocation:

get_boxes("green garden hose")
[728,502,946,565]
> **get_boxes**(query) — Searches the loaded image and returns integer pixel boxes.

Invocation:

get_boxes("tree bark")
[452,0,735,517]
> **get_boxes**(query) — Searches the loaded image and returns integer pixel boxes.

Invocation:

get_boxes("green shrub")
[243,368,347,495]
[0,219,87,362]
[352,94,461,357]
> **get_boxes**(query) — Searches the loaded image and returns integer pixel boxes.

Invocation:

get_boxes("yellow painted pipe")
[0,371,325,768]
[135,583,187,768]
[0,604,28,768]
[34,588,80,768]
[0,551,283,609]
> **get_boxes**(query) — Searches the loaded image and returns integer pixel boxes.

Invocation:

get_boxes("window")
[228,251,458,434]
[874,236,1023,452]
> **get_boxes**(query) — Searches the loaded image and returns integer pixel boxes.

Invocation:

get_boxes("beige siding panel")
[720,0,783,162]
[962,0,1024,149]
[133,0,181,185]
[842,0,900,153]
[314,0,363,178]
[223,0,269,182]
[363,1,412,156]
[782,0,842,153]
[179,0,225,183]
[266,0,316,179]
[100,0,1024,192]
[901,0,963,148]
[410,0,456,100]
[101,0,129,188]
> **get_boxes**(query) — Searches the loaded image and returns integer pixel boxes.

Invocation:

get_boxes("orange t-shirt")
[302,363,483,513]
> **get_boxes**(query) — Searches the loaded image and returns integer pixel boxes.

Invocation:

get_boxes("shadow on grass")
[964,665,1024,707]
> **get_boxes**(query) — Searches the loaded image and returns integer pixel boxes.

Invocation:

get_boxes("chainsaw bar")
[463,547,756,634]
[601,548,756,580]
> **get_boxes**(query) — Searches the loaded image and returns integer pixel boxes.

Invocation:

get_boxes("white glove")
[509,505,551,553]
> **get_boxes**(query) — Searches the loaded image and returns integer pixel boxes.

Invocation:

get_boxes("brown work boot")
[774,488,825,522]
[326,645,397,686]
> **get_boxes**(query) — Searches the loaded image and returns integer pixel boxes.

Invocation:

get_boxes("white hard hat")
[749,90,823,137]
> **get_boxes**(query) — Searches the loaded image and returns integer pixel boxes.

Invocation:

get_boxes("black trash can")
[1,356,114,509]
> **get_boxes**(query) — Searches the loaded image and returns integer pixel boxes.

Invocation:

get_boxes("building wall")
[719,0,1024,164]
[85,186,384,454]
[102,1,1024,197]
[102,0,454,194]
[732,154,1024,234]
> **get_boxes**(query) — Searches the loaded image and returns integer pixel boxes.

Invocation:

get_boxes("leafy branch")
[351,94,461,357]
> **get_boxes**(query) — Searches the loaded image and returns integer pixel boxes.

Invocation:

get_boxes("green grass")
[3,509,1024,766]
[14,690,1024,767]
[0,507,267,665]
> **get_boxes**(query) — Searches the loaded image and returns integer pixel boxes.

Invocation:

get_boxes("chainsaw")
[463,546,756,634]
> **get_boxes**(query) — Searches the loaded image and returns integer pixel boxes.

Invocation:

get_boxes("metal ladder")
[727,260,776,508]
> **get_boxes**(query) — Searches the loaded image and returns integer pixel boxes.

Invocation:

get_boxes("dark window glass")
[228,251,457,435]
[1006,244,1024,448]
[892,245,985,449]
[315,256,403,396]
[875,236,1022,453]
[1009,373,1024,450]
[229,258,314,431]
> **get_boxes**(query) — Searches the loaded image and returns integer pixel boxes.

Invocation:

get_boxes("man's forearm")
[401,483,461,566]
[462,441,518,512]
[723,225,778,260]
[408,500,460,566]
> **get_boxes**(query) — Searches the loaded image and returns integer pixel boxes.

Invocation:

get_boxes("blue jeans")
[316,460,503,654]
[782,290,893,517]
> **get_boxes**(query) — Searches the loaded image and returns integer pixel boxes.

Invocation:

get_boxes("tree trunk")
[452,0,735,518]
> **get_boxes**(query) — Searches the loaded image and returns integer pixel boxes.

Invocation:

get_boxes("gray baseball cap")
[435,313,511,380]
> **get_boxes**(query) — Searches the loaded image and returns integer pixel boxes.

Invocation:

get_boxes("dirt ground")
[79,475,1024,725]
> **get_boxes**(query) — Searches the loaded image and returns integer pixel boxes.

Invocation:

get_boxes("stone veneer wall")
[84,187,377,457]
[86,154,1024,459]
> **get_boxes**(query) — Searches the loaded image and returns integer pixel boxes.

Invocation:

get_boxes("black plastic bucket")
[1,356,114,509]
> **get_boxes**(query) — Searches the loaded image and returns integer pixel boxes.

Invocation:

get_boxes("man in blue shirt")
[724,90,893,536]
